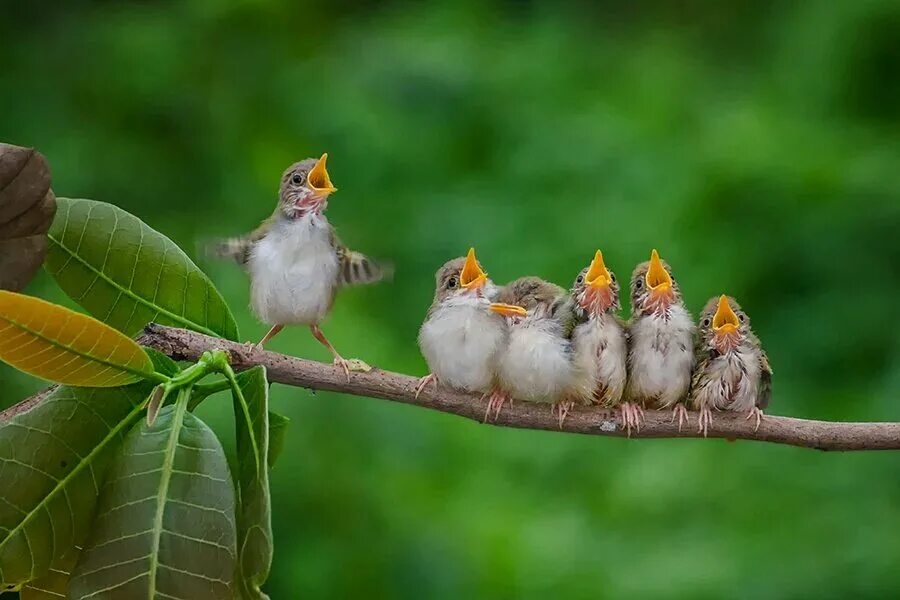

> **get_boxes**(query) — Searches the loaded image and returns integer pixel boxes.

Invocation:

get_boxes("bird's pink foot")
[746,406,764,432]
[552,400,575,428]
[333,357,352,382]
[415,373,437,399]
[698,406,714,437]
[484,390,510,423]
[671,404,689,433]
[619,402,644,437]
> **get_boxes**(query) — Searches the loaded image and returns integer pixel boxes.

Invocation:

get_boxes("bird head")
[699,295,750,353]
[278,153,338,219]
[433,248,491,304]
[573,250,619,316]
[630,249,681,316]
[490,277,563,323]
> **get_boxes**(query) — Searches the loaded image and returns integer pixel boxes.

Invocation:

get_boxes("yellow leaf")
[0,290,156,387]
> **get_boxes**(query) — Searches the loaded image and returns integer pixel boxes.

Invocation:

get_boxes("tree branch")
[130,323,890,451]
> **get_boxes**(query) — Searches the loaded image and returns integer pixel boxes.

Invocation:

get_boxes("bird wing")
[205,217,273,268]
[756,348,773,410]
[330,229,393,287]
[550,294,581,339]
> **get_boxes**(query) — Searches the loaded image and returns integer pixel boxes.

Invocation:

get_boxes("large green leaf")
[45,198,239,340]
[20,544,79,599]
[230,367,273,599]
[266,411,289,470]
[0,384,152,591]
[69,401,237,600]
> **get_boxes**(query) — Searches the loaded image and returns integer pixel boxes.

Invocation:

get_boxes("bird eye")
[738,314,746,323]
[576,275,584,285]
[635,279,643,289]
[291,174,304,186]
[447,276,459,289]
[610,272,616,282]
[702,318,711,327]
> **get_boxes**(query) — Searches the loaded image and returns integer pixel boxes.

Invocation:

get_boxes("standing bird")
[689,295,772,436]
[416,248,505,397]
[488,277,582,425]
[569,251,631,432]
[211,154,390,378]
[625,249,695,430]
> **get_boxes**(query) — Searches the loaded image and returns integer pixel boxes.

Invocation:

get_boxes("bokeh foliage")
[2,0,899,597]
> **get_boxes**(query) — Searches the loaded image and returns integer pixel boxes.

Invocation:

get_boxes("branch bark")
[131,323,891,451]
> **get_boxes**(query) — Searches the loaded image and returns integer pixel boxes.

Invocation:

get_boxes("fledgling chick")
[416,248,505,397]
[689,295,773,436]
[625,249,695,430]
[488,277,580,426]
[569,251,630,432]
[211,154,390,379]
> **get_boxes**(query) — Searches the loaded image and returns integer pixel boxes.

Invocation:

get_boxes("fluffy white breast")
[248,214,339,325]
[626,304,695,407]
[496,317,574,403]
[572,314,628,405]
[418,293,507,394]
[690,342,762,412]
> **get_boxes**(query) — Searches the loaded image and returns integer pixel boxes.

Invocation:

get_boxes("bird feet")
[483,390,510,423]
[698,406,714,437]
[746,406,764,432]
[619,402,644,437]
[552,400,576,429]
[415,373,437,399]
[332,357,372,382]
[671,404,689,433]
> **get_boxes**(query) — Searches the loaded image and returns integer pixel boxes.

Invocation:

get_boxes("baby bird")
[625,249,695,430]
[488,277,580,425]
[569,251,631,432]
[416,248,505,398]
[212,154,389,378]
[689,295,773,436]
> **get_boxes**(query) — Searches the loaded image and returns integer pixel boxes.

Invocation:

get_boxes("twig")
[128,323,900,452]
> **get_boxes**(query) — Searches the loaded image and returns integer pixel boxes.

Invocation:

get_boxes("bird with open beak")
[689,295,772,436]
[416,248,505,397]
[210,154,390,379]
[569,251,631,432]
[625,249,696,430]
[487,277,581,425]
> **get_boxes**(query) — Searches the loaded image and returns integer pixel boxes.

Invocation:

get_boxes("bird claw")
[552,400,575,429]
[415,374,437,399]
[746,406,764,432]
[484,390,509,423]
[698,406,713,437]
[333,357,371,382]
[671,404,689,433]
[619,402,644,437]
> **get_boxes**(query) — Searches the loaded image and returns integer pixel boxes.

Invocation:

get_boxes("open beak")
[645,249,673,294]
[460,248,487,290]
[713,295,740,335]
[308,153,337,197]
[585,250,612,290]
[488,303,528,318]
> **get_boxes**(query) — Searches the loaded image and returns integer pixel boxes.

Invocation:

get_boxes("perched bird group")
[417,248,772,435]
[212,154,771,436]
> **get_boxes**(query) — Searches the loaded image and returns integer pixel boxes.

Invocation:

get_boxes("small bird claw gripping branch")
[129,323,900,452]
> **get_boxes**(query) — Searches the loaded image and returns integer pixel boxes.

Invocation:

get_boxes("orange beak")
[488,303,528,318]
[713,295,740,334]
[308,153,337,196]
[585,250,612,289]
[459,248,487,290]
[645,249,673,293]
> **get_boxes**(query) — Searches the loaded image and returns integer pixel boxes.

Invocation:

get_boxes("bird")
[688,295,772,436]
[211,154,390,379]
[487,276,583,426]
[625,249,695,431]
[569,250,631,433]
[416,248,506,398]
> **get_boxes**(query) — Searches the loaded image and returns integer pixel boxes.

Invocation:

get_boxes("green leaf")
[45,198,239,340]
[69,400,237,600]
[20,544,80,599]
[231,367,272,599]
[267,411,290,470]
[0,384,152,590]
[143,347,180,378]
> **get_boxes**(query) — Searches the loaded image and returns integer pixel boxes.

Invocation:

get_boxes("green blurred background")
[3,0,900,597]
